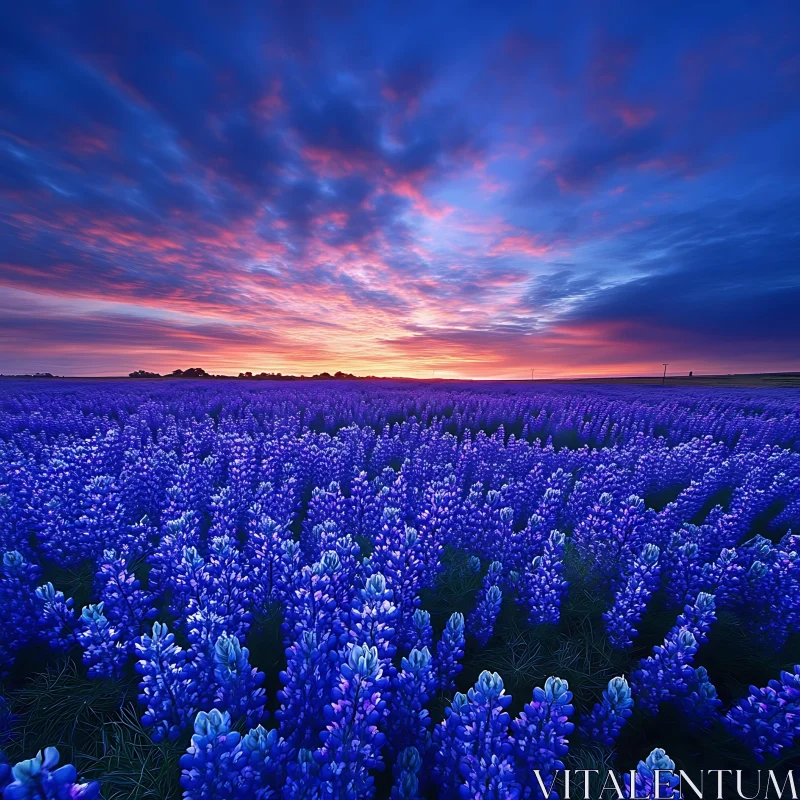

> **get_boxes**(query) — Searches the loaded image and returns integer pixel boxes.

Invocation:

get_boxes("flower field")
[0,380,799,798]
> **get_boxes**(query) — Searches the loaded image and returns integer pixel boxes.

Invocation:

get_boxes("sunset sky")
[1,1,798,378]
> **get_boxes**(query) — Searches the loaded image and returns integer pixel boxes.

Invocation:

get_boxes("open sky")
[1,1,798,378]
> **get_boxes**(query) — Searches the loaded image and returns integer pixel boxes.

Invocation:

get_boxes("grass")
[6,658,183,799]
[78,705,182,800]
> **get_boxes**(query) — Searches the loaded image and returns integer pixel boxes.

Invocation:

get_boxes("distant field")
[543,372,800,388]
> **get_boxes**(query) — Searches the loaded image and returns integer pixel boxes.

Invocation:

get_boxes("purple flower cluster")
[724,664,800,761]
[1,379,800,793]
[603,543,661,649]
[468,561,504,646]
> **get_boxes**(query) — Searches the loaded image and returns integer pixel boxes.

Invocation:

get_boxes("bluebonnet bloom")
[148,511,201,598]
[208,486,239,541]
[315,643,390,799]
[276,630,332,749]
[371,508,425,619]
[534,478,569,537]
[96,549,157,648]
[244,512,289,613]
[724,664,800,761]
[517,532,568,626]
[35,582,77,652]
[435,612,466,693]
[349,573,400,661]
[624,748,680,799]
[275,539,302,603]
[282,563,339,650]
[486,507,515,567]
[135,621,198,741]
[580,676,634,747]
[212,632,267,727]
[234,724,288,798]
[603,544,661,649]
[392,746,423,799]
[664,538,704,609]
[2,747,100,799]
[468,561,504,642]
[572,492,614,564]
[46,474,121,566]
[453,672,517,798]
[458,753,520,800]
[676,667,722,732]
[1,550,41,674]
[631,627,699,715]
[410,609,433,651]
[670,591,717,647]
[5,370,800,798]
[415,480,455,582]
[180,709,242,800]
[302,481,350,562]
[594,495,652,580]
[388,647,435,753]
[76,602,127,679]
[459,672,514,764]
[201,536,252,641]
[169,546,208,621]
[283,748,322,800]
[432,692,470,798]
[511,677,574,800]
[313,551,353,639]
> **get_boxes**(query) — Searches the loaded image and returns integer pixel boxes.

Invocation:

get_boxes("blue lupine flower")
[96,549,157,649]
[34,582,77,652]
[349,572,400,661]
[468,562,504,646]
[432,692,470,797]
[3,747,100,799]
[236,724,288,797]
[631,628,699,715]
[671,591,717,646]
[580,676,634,747]
[392,747,423,799]
[624,748,680,799]
[1,551,42,675]
[458,753,520,799]
[435,612,466,693]
[517,532,568,626]
[388,647,435,753]
[135,620,198,741]
[277,629,331,750]
[315,643,389,799]
[76,602,127,679]
[180,709,241,800]
[410,609,433,651]
[677,667,722,732]
[511,677,574,799]
[604,543,661,649]
[212,632,266,727]
[459,671,513,764]
[724,664,800,761]
[283,748,322,800]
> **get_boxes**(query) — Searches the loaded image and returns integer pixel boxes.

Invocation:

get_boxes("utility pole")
[662,363,668,385]
[531,368,534,380]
